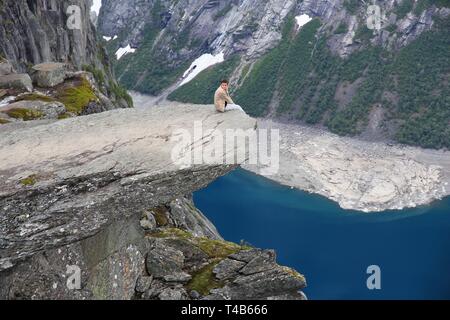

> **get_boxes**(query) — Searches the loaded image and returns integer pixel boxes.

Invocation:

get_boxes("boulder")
[0,74,33,92]
[135,275,154,294]
[0,60,14,76]
[31,63,67,88]
[0,100,66,120]
[145,240,185,278]
[213,259,246,280]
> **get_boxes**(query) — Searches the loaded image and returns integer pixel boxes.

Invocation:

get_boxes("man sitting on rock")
[214,79,242,113]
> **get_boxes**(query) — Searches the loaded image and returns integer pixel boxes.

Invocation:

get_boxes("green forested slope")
[168,15,449,149]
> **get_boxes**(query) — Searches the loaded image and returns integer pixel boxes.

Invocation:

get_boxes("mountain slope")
[98,0,450,149]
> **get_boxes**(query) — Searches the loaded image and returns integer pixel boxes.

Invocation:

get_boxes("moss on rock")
[0,118,10,124]
[15,93,56,103]
[57,112,73,120]
[5,108,43,121]
[196,238,243,259]
[186,260,225,296]
[20,174,38,186]
[148,227,246,259]
[281,266,306,283]
[56,77,97,114]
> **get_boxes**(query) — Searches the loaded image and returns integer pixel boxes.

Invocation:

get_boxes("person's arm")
[224,91,234,105]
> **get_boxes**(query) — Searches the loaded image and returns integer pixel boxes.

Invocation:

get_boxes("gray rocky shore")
[245,119,450,213]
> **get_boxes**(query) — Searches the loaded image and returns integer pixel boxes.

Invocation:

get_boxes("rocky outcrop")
[0,104,307,300]
[0,74,33,92]
[0,56,132,123]
[0,100,66,121]
[97,0,309,62]
[0,104,256,271]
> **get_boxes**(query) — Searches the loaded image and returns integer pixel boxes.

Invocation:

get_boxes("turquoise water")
[193,169,450,300]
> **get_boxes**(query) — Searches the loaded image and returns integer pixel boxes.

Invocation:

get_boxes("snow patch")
[115,45,136,60]
[295,14,312,30]
[91,0,102,15]
[0,96,15,107]
[103,35,118,42]
[180,52,225,86]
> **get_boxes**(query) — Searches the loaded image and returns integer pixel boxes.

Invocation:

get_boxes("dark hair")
[220,79,229,84]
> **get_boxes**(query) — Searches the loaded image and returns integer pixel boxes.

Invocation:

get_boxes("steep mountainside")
[98,0,450,149]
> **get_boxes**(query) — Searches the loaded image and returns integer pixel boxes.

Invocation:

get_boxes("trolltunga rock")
[0,103,256,270]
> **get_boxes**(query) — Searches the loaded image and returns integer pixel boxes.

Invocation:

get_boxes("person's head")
[220,79,229,91]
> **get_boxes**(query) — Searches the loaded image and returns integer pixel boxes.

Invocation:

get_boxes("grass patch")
[5,108,43,121]
[56,77,97,114]
[186,260,224,296]
[20,174,38,186]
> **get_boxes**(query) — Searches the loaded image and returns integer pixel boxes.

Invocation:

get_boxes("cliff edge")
[0,104,306,300]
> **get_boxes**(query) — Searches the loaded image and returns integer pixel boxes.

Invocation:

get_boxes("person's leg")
[226,104,243,111]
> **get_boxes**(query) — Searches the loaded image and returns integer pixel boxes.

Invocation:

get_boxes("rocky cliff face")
[98,0,449,93]
[99,0,446,62]
[0,104,307,300]
[1,0,100,73]
[0,0,131,110]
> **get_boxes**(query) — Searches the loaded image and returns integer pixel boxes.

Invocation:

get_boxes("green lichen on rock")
[281,266,306,283]
[20,174,38,186]
[196,238,243,259]
[56,77,97,114]
[186,260,224,296]
[150,206,170,227]
[15,93,56,103]
[57,112,73,120]
[148,227,246,259]
[0,118,10,124]
[5,108,43,121]
[147,227,192,240]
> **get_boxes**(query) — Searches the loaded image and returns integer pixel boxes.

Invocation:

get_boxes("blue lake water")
[193,168,450,300]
